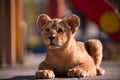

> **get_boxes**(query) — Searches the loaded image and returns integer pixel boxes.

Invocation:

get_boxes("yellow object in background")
[100,11,120,34]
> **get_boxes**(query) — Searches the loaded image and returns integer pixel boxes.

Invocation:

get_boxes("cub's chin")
[46,43,63,49]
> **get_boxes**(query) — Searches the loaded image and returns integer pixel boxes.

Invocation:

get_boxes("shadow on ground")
[1,75,76,80]
[1,75,35,80]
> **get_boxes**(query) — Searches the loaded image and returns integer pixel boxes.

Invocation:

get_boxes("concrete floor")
[0,53,120,80]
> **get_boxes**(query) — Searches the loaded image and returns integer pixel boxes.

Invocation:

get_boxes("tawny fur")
[35,14,105,79]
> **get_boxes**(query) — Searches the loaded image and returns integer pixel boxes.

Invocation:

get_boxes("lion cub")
[35,14,105,79]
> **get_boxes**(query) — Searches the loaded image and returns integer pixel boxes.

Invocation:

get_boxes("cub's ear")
[37,14,51,29]
[64,14,80,33]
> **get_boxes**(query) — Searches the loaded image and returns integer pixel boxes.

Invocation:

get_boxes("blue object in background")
[32,45,47,54]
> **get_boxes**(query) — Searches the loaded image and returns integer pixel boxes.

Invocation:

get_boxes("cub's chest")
[47,54,81,74]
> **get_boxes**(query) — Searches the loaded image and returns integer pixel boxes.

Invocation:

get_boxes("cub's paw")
[96,67,105,76]
[67,69,88,77]
[35,70,55,79]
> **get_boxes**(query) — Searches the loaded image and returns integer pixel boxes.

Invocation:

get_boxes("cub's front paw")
[35,70,55,79]
[67,69,88,77]
[96,67,105,76]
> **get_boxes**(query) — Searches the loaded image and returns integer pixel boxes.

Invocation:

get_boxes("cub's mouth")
[49,42,56,46]
[48,42,62,49]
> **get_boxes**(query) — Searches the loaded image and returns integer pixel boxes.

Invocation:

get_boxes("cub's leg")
[35,61,55,79]
[85,39,105,75]
[67,64,96,77]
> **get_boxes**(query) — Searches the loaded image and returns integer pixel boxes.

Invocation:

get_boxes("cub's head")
[37,14,80,49]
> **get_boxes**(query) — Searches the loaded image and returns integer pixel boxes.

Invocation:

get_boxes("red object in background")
[70,0,120,41]
[48,0,65,18]
[70,0,114,24]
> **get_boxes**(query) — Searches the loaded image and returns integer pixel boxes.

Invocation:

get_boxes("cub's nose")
[48,36,55,41]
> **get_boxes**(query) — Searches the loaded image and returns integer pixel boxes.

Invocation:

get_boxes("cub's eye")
[57,28,63,33]
[45,28,49,32]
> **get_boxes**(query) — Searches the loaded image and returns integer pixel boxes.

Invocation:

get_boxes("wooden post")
[0,0,23,66]
[15,0,23,63]
[3,0,16,65]
[0,0,4,67]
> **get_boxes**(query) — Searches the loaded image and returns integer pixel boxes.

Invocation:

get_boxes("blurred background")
[0,0,120,67]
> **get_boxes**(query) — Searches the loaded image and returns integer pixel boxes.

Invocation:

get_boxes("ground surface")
[0,53,120,80]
